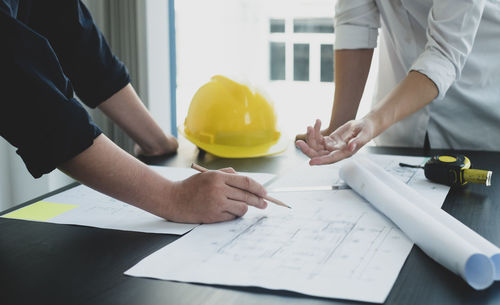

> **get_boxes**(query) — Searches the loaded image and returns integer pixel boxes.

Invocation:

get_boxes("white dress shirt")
[335,0,500,150]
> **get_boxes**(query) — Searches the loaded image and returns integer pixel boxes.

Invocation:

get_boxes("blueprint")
[125,154,450,302]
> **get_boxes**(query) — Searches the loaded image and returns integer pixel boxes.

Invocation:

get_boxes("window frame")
[137,0,177,136]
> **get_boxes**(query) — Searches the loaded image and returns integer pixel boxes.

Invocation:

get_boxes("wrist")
[364,110,390,138]
[150,179,177,221]
[157,180,180,221]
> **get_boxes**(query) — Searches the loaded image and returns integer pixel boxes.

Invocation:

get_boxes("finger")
[222,199,249,217]
[296,140,321,158]
[307,122,324,151]
[204,211,237,224]
[296,140,331,157]
[218,167,237,174]
[347,138,360,152]
[226,187,267,209]
[305,126,318,149]
[340,122,362,143]
[310,148,353,165]
[224,174,267,197]
[133,144,143,156]
[347,129,371,152]
[313,119,322,144]
[166,135,179,148]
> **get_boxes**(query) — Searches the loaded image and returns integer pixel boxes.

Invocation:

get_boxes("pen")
[191,163,292,209]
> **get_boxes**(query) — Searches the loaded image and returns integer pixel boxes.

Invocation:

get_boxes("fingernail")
[350,143,357,151]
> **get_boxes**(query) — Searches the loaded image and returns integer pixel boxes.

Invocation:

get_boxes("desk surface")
[2,139,500,305]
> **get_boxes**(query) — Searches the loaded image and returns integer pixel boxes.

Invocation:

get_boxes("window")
[269,16,335,84]
[293,44,309,81]
[270,42,286,80]
[270,19,285,33]
[293,18,334,33]
[321,44,334,82]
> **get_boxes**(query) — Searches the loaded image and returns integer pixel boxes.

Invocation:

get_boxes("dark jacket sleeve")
[0,9,102,178]
[27,0,131,108]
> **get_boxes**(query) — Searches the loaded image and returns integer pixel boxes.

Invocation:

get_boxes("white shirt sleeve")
[411,0,486,100]
[334,0,380,50]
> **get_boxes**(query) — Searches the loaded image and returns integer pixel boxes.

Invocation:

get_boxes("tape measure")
[400,155,492,187]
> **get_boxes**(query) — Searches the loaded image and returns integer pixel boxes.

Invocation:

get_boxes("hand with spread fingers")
[295,118,375,165]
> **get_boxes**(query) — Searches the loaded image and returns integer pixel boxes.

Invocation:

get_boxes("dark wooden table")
[2,138,500,305]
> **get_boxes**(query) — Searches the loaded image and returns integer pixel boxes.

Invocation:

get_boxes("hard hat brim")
[179,126,289,158]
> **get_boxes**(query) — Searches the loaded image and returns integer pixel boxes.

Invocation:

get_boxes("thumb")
[218,167,237,174]
[347,129,371,152]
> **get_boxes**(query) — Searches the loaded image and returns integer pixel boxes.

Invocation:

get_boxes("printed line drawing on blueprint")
[375,156,422,184]
[204,190,409,283]
[126,188,414,302]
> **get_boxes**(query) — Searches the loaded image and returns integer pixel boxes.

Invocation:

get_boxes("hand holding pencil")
[164,163,289,224]
[191,163,291,209]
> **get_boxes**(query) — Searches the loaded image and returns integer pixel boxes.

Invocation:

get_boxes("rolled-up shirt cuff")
[335,24,378,50]
[410,49,456,101]
[79,65,131,109]
[17,98,102,178]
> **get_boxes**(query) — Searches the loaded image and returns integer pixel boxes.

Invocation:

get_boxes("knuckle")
[205,212,220,224]
[243,191,250,203]
[208,172,224,185]
[239,204,249,215]
[243,176,251,189]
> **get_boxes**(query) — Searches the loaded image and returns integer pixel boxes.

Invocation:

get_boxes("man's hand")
[296,118,374,165]
[134,135,178,157]
[99,84,180,157]
[164,169,268,223]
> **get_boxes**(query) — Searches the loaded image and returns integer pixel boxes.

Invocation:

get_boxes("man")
[1,0,268,223]
[297,0,500,165]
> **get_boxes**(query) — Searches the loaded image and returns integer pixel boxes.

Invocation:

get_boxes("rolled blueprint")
[356,157,500,280]
[340,158,494,290]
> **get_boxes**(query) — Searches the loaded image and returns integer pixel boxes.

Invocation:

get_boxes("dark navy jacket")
[0,0,130,178]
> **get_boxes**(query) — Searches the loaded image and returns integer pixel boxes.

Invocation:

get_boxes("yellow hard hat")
[180,75,288,158]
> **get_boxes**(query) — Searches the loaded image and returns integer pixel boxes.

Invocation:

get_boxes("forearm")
[327,49,374,132]
[57,134,269,224]
[366,70,439,137]
[98,83,177,155]
[58,134,172,218]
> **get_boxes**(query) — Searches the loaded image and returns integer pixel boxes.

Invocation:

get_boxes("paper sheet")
[126,190,413,303]
[340,157,499,289]
[2,166,275,235]
[357,157,500,279]
[125,154,450,302]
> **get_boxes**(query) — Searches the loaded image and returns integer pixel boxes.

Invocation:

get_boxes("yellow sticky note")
[2,201,78,221]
